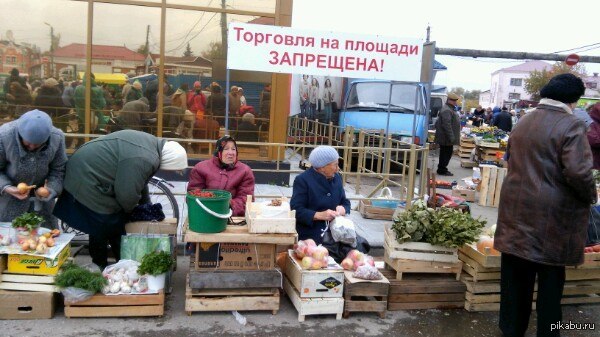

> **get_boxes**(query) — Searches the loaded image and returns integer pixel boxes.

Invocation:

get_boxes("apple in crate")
[312,246,329,261]
[348,249,364,262]
[304,239,317,247]
[311,259,323,269]
[301,256,314,269]
[294,241,308,258]
[341,258,354,271]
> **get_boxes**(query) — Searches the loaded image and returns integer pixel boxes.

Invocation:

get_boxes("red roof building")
[51,43,145,78]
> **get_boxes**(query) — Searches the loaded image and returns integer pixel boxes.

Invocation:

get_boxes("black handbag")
[321,228,370,263]
[129,203,166,222]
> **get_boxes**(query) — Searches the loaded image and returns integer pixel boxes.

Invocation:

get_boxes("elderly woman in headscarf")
[0,110,67,228]
[187,135,255,216]
[53,130,188,269]
[290,146,350,244]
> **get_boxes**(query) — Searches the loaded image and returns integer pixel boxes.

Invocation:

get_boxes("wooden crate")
[186,285,280,315]
[284,250,344,298]
[460,159,478,168]
[451,187,476,202]
[283,276,343,322]
[188,269,282,289]
[343,271,389,318]
[384,227,459,263]
[478,165,507,207]
[359,199,396,220]
[64,291,164,318]
[0,273,58,292]
[381,270,465,310]
[459,244,501,268]
[384,252,462,281]
[0,290,55,319]
[245,196,297,234]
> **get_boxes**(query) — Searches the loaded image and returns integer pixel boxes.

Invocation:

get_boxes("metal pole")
[384,82,393,149]
[225,68,230,132]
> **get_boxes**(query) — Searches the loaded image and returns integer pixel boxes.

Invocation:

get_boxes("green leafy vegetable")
[392,200,485,248]
[12,212,44,231]
[138,251,174,276]
[55,263,107,293]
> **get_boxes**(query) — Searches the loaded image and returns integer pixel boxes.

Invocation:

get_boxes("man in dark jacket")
[470,105,485,127]
[3,68,26,95]
[114,97,154,131]
[53,130,188,268]
[434,92,461,176]
[491,106,513,132]
[494,73,595,337]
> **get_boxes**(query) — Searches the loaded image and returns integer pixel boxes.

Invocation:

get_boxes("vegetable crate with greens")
[59,263,165,318]
[383,199,486,280]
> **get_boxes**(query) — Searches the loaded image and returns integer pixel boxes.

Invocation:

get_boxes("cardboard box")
[195,242,275,270]
[7,245,70,276]
[0,290,55,319]
[284,250,344,298]
[452,187,476,202]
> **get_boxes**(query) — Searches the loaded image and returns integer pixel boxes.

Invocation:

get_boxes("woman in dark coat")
[290,146,350,244]
[494,74,595,337]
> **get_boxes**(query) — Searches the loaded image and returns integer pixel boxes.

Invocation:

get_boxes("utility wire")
[166,13,218,54]
[552,42,600,54]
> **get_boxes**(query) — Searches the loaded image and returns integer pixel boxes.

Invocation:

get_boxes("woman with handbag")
[290,145,350,244]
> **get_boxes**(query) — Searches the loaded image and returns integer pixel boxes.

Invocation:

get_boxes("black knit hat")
[540,73,585,104]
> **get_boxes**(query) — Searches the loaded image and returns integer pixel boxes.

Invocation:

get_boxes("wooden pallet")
[0,273,58,292]
[381,270,465,310]
[64,291,164,318]
[384,227,459,263]
[343,271,389,318]
[283,276,343,322]
[359,199,396,220]
[185,273,280,315]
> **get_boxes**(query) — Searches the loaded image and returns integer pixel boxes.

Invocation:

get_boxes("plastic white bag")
[62,287,95,304]
[352,264,383,280]
[102,259,141,295]
[330,216,357,247]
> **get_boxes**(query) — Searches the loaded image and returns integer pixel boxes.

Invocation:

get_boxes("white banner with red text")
[227,22,423,82]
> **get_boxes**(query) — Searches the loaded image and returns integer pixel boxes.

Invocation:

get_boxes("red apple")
[304,239,317,247]
[311,259,323,269]
[306,245,317,257]
[347,250,364,262]
[593,245,600,253]
[341,258,354,270]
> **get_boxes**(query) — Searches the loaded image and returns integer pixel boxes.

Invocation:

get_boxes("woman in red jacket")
[187,136,255,216]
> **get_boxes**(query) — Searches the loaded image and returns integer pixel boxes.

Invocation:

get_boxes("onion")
[36,187,50,198]
[17,183,35,194]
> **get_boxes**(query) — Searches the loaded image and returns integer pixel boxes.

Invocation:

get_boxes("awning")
[77,72,128,85]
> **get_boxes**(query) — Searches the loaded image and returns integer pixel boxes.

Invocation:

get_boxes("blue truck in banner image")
[338,78,433,145]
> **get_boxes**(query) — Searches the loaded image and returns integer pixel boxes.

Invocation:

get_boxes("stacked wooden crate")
[478,165,507,207]
[64,291,165,318]
[184,221,296,316]
[342,271,389,318]
[458,137,477,168]
[0,239,71,320]
[283,250,345,321]
[460,245,600,312]
[383,227,465,310]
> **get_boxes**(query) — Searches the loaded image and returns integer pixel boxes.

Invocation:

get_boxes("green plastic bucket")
[186,189,232,233]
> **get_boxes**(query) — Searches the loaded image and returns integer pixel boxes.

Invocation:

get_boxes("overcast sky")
[293,0,600,91]
[2,0,600,91]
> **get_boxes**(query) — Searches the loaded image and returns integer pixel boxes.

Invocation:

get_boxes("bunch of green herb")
[391,199,435,243]
[426,207,486,248]
[138,251,174,276]
[55,262,107,293]
[12,212,44,231]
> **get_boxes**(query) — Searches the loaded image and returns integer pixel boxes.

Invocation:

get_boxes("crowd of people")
[2,68,272,147]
